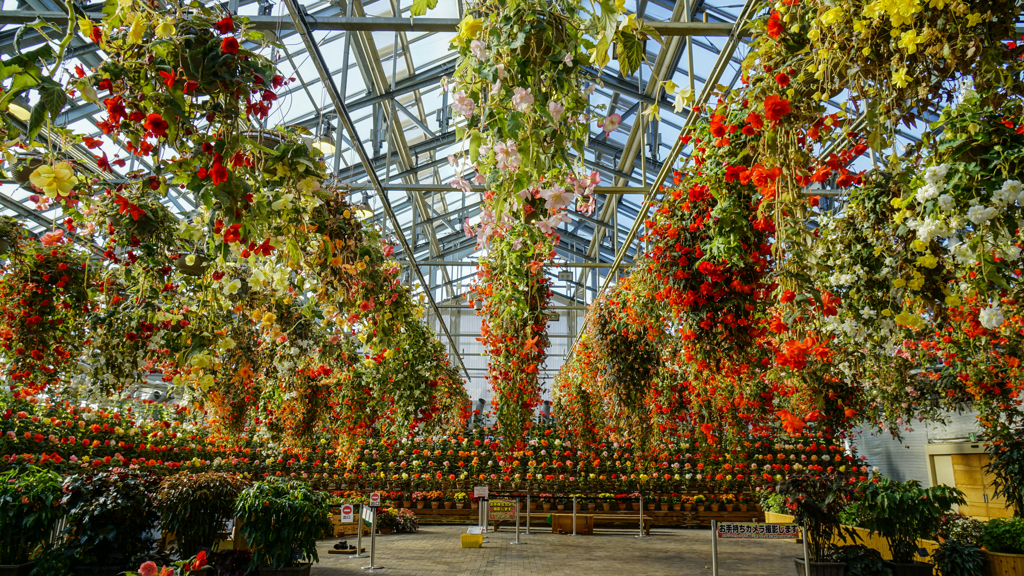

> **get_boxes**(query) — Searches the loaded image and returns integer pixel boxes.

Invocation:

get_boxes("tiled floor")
[311,525,804,575]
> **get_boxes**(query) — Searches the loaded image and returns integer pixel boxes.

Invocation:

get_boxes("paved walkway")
[311,525,803,576]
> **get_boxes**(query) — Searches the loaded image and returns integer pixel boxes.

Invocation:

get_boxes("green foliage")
[59,470,162,568]
[832,545,891,576]
[859,477,966,563]
[759,491,785,514]
[932,539,985,576]
[936,512,985,548]
[235,479,332,569]
[0,466,64,564]
[155,472,250,559]
[979,517,1024,555]
[776,472,862,562]
[986,432,1024,518]
[837,501,870,529]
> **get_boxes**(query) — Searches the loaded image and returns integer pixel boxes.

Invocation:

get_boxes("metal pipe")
[711,519,719,576]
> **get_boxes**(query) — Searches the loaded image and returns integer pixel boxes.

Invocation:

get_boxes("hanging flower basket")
[10,153,44,187]
[175,254,212,277]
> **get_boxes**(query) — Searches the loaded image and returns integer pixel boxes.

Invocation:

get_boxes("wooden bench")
[549,514,653,535]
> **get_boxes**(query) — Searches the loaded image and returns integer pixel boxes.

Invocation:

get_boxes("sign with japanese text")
[716,522,800,539]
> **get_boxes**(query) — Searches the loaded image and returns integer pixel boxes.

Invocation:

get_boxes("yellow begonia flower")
[966,13,984,27]
[297,176,320,194]
[912,239,929,252]
[892,66,910,89]
[807,28,821,42]
[928,0,947,8]
[864,1,884,18]
[895,311,924,329]
[820,7,845,26]
[155,19,175,39]
[893,278,906,288]
[908,274,925,290]
[898,29,923,54]
[128,13,146,44]
[30,162,78,198]
[457,15,483,41]
[944,294,962,307]
[917,254,938,268]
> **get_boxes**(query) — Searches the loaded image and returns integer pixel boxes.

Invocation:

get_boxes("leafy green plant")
[937,512,985,547]
[776,472,862,562]
[987,432,1024,518]
[235,479,331,569]
[979,517,1024,554]
[0,466,64,565]
[759,491,785,514]
[837,501,870,529]
[932,539,985,576]
[155,472,250,559]
[832,545,891,576]
[859,477,966,564]
[59,470,161,569]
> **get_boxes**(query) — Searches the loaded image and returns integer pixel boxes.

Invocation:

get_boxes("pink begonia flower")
[578,195,596,216]
[494,141,521,170]
[472,173,486,185]
[547,100,565,123]
[540,185,574,211]
[41,229,64,246]
[584,83,597,97]
[489,79,502,97]
[463,218,475,238]
[450,177,471,194]
[535,212,569,235]
[517,188,534,203]
[451,91,475,118]
[495,64,507,79]
[599,113,622,135]
[470,39,486,60]
[139,562,159,576]
[512,87,534,112]
[512,237,523,250]
[563,52,573,67]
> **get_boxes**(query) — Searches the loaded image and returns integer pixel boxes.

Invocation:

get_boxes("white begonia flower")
[915,183,942,203]
[916,217,949,243]
[923,164,949,185]
[991,185,1016,206]
[1004,245,1022,262]
[966,205,998,226]
[979,306,1005,330]
[216,337,236,351]
[222,278,242,295]
[936,194,954,212]
[271,193,294,211]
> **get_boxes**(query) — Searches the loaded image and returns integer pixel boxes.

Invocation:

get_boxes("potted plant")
[443,493,454,510]
[683,495,694,512]
[411,492,426,510]
[737,493,749,513]
[0,466,64,576]
[615,494,628,511]
[978,517,1024,575]
[59,470,162,576]
[776,472,860,576]
[721,494,736,512]
[709,496,720,513]
[235,479,332,575]
[670,494,682,512]
[599,493,614,512]
[694,495,707,513]
[660,496,670,512]
[931,540,985,576]
[859,477,965,576]
[155,472,250,560]
[394,509,419,533]
[0,216,25,255]
[401,492,413,509]
[453,492,467,509]
[375,508,398,535]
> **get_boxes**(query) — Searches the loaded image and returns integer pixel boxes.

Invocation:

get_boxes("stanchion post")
[572,496,577,536]
[525,493,531,535]
[801,524,811,576]
[361,507,382,570]
[636,495,646,538]
[711,519,719,576]
[511,497,523,545]
[352,505,367,558]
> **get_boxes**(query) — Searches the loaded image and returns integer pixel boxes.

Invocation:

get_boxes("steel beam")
[283,0,470,381]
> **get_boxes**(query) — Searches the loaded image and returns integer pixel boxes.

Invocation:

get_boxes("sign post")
[351,505,370,559]
[524,493,531,535]
[636,495,646,538]
[510,498,523,545]
[801,524,811,576]
[340,503,354,523]
[571,496,577,536]
[710,521,802,576]
[362,502,382,571]
[474,486,489,534]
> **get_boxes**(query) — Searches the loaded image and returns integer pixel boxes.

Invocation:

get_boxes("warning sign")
[487,499,517,522]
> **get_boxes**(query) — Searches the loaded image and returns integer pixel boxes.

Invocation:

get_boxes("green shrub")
[859,477,965,563]
[155,472,250,559]
[0,466,64,564]
[235,479,332,569]
[979,517,1024,554]
[932,539,985,576]
[937,512,985,547]
[832,545,891,576]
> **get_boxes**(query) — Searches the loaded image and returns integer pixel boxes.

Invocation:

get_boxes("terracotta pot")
[739,504,748,512]
[415,502,425,509]
[431,502,440,509]
[379,527,392,535]
[602,503,611,512]
[647,504,656,511]
[456,502,464,509]
[0,562,36,576]
[710,504,720,512]
[881,561,932,576]
[793,558,846,576]
[542,503,552,511]
[631,503,641,511]
[11,154,44,187]
[617,503,627,510]
[684,504,692,512]
[402,501,412,508]
[444,502,453,509]
[471,502,479,510]
[557,504,565,511]
[672,504,681,511]
[725,504,734,512]
[587,503,597,511]
[660,504,669,511]
[696,505,705,512]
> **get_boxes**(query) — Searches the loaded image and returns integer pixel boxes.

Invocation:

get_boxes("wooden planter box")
[983,550,1024,576]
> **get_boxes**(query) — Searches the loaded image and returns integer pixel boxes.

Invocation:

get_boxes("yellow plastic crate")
[460,533,483,548]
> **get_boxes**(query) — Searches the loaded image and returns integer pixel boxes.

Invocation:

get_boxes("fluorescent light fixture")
[8,103,31,122]
[352,203,374,219]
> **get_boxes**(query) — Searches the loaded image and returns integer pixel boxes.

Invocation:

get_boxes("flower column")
[451,2,600,450]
